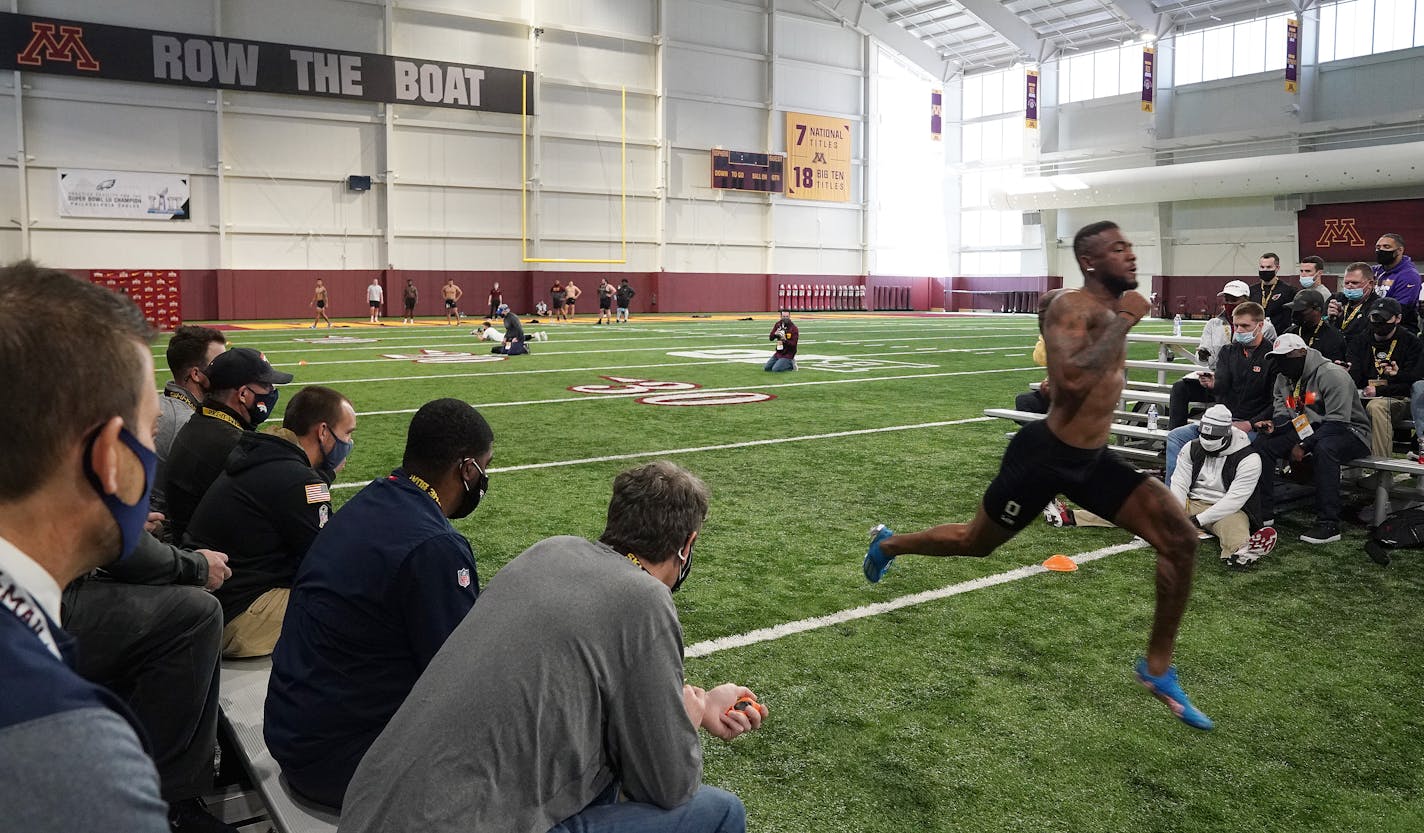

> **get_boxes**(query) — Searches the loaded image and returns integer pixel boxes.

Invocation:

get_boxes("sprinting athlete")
[862,221,1212,730]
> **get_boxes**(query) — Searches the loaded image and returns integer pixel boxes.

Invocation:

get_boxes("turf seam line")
[328,415,998,490]
[682,540,1152,659]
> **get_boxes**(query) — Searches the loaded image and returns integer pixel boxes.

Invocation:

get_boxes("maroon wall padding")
[181,270,219,321]
[391,270,532,319]
[655,272,767,313]
[1150,275,1339,320]
[946,276,1062,312]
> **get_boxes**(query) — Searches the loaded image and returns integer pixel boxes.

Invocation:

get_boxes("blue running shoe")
[863,524,895,583]
[1135,658,1214,731]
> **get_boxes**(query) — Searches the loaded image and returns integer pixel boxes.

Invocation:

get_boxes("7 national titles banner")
[785,111,851,202]
[0,11,531,114]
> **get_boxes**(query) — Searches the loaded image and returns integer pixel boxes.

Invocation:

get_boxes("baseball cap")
[1369,296,1403,322]
[1199,404,1234,440]
[1288,292,1323,311]
[204,347,294,390]
[1220,280,1250,298]
[1268,333,1308,355]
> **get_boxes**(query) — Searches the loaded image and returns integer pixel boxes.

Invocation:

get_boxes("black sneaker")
[1299,524,1342,544]
[168,798,239,833]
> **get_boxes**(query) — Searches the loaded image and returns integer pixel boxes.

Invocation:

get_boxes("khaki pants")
[221,587,290,659]
[1366,396,1409,458]
[1187,498,1249,558]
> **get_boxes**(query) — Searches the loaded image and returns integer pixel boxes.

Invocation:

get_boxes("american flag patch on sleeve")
[305,483,331,504]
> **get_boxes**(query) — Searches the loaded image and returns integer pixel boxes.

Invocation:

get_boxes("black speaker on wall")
[347,175,372,192]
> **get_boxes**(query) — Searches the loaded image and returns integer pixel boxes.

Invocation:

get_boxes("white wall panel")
[537,138,656,191]
[541,0,655,37]
[773,246,861,274]
[230,231,380,269]
[666,51,765,102]
[397,0,524,22]
[539,32,655,86]
[391,236,523,270]
[31,229,217,267]
[23,87,215,172]
[773,203,860,246]
[225,178,379,232]
[778,16,861,70]
[224,113,378,177]
[393,15,529,70]
[392,128,521,185]
[39,0,212,31]
[392,185,521,235]
[668,2,766,53]
[776,63,860,115]
[667,99,764,150]
[536,192,658,239]
[666,242,767,272]
[538,86,656,140]
[1170,75,1296,139]
[666,199,767,243]
[222,0,380,51]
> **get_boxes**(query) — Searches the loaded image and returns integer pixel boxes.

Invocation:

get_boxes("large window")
[1058,43,1142,104]
[871,47,948,277]
[959,66,1027,274]
[1319,0,1424,62]
[1174,14,1291,84]
[962,65,1025,120]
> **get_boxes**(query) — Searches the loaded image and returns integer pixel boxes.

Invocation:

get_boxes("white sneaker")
[1042,498,1075,528]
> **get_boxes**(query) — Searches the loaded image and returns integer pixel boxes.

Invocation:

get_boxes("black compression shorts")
[980,420,1146,531]
[315,300,326,309]
[446,299,457,308]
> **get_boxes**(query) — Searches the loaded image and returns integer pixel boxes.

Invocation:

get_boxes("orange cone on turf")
[1043,554,1078,572]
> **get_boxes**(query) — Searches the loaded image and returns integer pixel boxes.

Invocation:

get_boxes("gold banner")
[785,111,852,202]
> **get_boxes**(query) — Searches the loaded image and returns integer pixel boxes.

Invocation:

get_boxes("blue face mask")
[318,426,354,482]
[1233,330,1256,345]
[246,386,280,426]
[1343,287,1366,301]
[1299,276,1315,288]
[83,426,157,562]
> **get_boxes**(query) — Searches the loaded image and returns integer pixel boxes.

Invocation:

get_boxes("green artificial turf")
[177,314,1424,831]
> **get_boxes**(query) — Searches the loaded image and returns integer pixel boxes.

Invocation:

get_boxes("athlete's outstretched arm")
[1043,291,1142,395]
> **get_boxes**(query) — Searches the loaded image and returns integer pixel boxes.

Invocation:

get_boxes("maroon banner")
[1286,18,1299,92]
[1025,70,1038,128]
[1298,199,1424,261]
[931,89,942,141]
[1141,48,1155,112]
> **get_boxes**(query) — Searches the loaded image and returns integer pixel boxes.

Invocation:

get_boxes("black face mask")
[1291,311,1305,327]
[1259,270,1277,280]
[447,459,489,520]
[1275,355,1307,380]
[1373,321,1397,339]
[670,539,695,593]
[1377,250,1397,266]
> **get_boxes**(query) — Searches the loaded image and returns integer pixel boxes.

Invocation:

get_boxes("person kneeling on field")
[764,309,798,372]
[1169,405,1276,569]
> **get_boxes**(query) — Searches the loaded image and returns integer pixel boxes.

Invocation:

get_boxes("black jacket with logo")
[184,428,332,623]
[1284,319,1347,364]
[1329,292,1380,355]
[163,401,251,540]
[1346,326,1424,398]
[1212,338,1276,425]
[1250,278,1298,336]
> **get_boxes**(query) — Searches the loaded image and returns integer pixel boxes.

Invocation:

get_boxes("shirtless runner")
[861,221,1211,730]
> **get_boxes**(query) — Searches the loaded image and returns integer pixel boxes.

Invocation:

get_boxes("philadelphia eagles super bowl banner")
[0,11,532,114]
[59,169,191,220]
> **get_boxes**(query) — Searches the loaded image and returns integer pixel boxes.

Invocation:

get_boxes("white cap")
[1268,333,1308,355]
[1199,404,1234,439]
[1219,280,1250,298]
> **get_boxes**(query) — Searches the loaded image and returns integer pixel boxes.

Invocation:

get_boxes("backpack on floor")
[1366,506,1424,565]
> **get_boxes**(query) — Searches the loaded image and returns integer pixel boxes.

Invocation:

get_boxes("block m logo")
[1316,218,1366,247]
[17,22,99,72]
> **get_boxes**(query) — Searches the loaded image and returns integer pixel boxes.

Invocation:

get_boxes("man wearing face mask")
[0,262,170,832]
[1372,233,1420,333]
[1249,252,1297,336]
[1163,302,1276,482]
[1346,297,1424,462]
[266,397,491,809]
[1296,256,1332,308]
[154,326,227,514]
[1168,280,1276,430]
[1328,262,1380,352]
[1283,292,1346,364]
[1170,406,1274,569]
[183,386,356,658]
[1255,334,1371,544]
[163,348,293,540]
[341,461,763,833]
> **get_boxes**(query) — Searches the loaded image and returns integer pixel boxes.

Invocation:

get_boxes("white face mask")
[1199,434,1229,454]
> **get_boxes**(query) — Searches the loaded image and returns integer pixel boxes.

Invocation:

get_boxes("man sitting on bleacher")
[1163,301,1275,481]
[1283,291,1346,364]
[1170,405,1276,569]
[1167,280,1275,429]
[1346,297,1424,462]
[1255,334,1371,545]
[264,398,491,809]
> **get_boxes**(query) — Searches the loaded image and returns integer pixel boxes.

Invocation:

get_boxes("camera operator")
[764,309,799,372]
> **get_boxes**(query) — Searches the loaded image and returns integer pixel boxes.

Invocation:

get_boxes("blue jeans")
[763,357,796,372]
[549,784,746,833]
[1411,380,1424,436]
[1164,424,1257,481]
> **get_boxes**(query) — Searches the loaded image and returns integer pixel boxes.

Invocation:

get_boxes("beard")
[1100,273,1138,295]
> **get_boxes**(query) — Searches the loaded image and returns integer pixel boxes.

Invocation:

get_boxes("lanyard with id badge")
[1286,378,1315,440]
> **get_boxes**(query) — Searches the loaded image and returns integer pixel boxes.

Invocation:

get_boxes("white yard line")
[683,540,1151,658]
[329,415,999,490]
[350,366,1036,416]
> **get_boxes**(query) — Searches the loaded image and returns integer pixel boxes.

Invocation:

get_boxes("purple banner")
[1141,47,1155,113]
[1025,70,1038,129]
[931,89,942,141]
[1286,18,1299,92]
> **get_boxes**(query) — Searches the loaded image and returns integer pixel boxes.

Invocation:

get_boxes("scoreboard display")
[711,149,785,193]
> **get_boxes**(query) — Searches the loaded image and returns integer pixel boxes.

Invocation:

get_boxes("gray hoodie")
[1271,347,1370,448]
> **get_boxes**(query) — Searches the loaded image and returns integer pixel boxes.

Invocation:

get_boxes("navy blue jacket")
[263,470,479,808]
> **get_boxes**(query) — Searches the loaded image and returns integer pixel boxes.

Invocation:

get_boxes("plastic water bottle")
[1147,404,1160,431]
[1172,314,1183,337]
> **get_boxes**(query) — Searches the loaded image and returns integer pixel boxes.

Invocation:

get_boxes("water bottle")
[1147,404,1160,431]
[1172,314,1183,337]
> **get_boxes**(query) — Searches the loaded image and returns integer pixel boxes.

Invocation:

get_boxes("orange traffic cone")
[1042,554,1078,572]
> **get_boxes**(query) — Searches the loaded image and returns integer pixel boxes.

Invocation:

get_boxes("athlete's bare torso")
[1042,289,1130,449]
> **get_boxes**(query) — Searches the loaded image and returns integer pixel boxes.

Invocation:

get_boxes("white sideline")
[330,415,998,490]
[683,540,1151,659]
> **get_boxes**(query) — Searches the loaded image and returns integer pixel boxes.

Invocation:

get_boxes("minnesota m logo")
[17,22,99,72]
[1316,218,1366,247]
